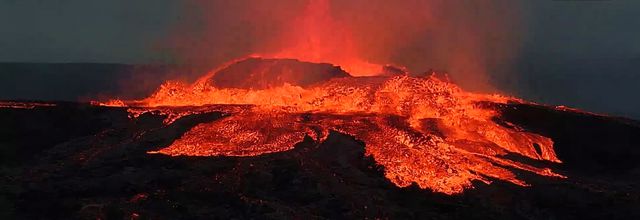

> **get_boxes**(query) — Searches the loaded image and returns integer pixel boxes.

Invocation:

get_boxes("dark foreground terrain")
[1,102,639,219]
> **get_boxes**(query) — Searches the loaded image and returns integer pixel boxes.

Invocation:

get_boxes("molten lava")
[97,57,565,195]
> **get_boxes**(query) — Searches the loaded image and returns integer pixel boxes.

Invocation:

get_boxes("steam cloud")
[165,0,524,91]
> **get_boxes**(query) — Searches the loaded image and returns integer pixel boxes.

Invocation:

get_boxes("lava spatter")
[97,58,565,194]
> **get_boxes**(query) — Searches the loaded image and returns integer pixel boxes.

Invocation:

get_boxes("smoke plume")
[166,0,524,91]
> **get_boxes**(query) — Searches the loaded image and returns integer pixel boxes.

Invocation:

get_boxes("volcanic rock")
[2,102,640,219]
[206,57,351,89]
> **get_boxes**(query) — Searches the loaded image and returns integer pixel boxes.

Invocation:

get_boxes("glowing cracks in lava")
[107,74,565,195]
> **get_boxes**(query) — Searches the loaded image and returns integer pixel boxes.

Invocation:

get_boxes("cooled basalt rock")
[2,102,640,219]
[206,58,351,89]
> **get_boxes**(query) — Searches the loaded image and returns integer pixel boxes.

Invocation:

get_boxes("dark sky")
[0,0,639,118]
[522,0,640,60]
[515,0,640,118]
[0,0,181,63]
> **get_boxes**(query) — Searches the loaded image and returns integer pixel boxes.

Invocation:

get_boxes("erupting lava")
[267,0,382,75]
[97,57,565,195]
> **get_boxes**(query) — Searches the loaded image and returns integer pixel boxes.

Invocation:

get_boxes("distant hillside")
[0,63,208,102]
[511,57,640,120]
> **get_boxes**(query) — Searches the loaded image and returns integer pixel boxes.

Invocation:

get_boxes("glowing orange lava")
[98,57,565,194]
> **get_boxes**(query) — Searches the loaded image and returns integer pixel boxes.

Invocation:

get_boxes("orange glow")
[97,57,565,194]
[170,0,523,91]
[265,0,383,76]
[91,99,126,107]
[91,0,562,195]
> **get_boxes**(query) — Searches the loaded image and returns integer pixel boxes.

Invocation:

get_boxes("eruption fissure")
[97,57,565,195]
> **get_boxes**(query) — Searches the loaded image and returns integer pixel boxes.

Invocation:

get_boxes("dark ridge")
[496,103,640,174]
[0,63,208,101]
[206,58,351,89]
[0,103,128,166]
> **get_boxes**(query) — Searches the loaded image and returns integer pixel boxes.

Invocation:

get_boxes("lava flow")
[97,57,565,195]
[0,101,56,109]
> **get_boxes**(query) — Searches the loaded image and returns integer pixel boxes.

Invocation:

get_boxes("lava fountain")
[96,57,565,195]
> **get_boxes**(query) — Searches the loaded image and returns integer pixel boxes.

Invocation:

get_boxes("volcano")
[206,57,350,89]
[2,58,640,219]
